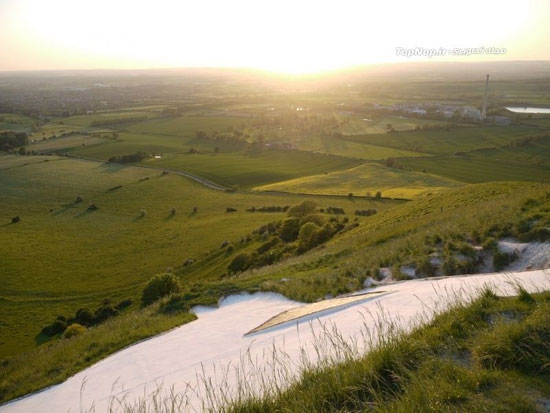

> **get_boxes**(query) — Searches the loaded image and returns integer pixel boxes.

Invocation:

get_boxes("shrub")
[300,214,325,227]
[140,209,147,217]
[226,207,237,213]
[63,323,86,339]
[298,222,321,250]
[88,203,98,211]
[418,257,437,277]
[115,299,132,310]
[11,216,20,224]
[94,305,119,323]
[442,254,457,275]
[288,200,317,218]
[375,191,382,198]
[355,209,377,217]
[141,273,181,306]
[170,208,176,216]
[158,295,189,314]
[325,206,345,215]
[74,195,83,203]
[493,251,517,271]
[228,253,251,273]
[280,218,301,242]
[41,319,67,337]
[75,308,94,326]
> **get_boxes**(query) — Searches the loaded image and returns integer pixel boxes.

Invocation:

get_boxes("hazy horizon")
[1,0,549,74]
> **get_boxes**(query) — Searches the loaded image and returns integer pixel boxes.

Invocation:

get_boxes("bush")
[141,273,181,306]
[115,299,132,310]
[88,203,98,211]
[280,218,301,242]
[228,253,251,273]
[355,209,377,217]
[442,254,457,275]
[226,207,237,213]
[170,208,176,216]
[41,319,67,337]
[493,251,516,271]
[288,200,317,218]
[74,195,83,203]
[418,257,437,277]
[298,222,321,250]
[63,323,86,339]
[325,207,345,215]
[94,305,119,323]
[11,216,20,224]
[300,214,325,227]
[140,209,147,218]
[375,191,382,198]
[75,308,94,326]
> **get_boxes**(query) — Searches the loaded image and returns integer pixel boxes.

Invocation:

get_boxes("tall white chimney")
[481,74,489,119]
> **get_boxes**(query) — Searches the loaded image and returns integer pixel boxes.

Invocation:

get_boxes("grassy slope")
[1,178,548,405]
[0,154,394,358]
[256,162,463,199]
[228,289,550,412]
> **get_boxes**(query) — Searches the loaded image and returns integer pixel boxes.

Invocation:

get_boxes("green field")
[336,115,455,135]
[400,155,550,183]
[61,111,159,127]
[127,116,243,136]
[256,162,463,199]
[297,136,432,159]
[27,134,108,152]
[141,150,361,187]
[348,126,537,155]
[0,154,394,358]
[0,113,35,133]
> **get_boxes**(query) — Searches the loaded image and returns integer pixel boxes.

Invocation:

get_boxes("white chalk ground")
[2,269,550,412]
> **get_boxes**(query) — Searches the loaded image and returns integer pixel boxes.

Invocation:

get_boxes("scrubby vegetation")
[40,298,131,338]
[226,201,350,274]
[108,151,149,164]
[0,131,28,151]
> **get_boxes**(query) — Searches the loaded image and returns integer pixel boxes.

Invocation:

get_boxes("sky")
[0,0,548,73]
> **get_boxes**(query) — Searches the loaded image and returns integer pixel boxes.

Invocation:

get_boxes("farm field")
[335,115,455,135]
[296,135,431,159]
[126,116,243,136]
[140,150,361,187]
[0,154,395,358]
[0,113,35,133]
[348,125,538,155]
[400,155,550,183]
[27,134,108,152]
[256,162,463,198]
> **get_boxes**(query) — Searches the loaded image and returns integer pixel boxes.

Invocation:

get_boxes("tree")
[141,273,181,306]
[375,191,382,199]
[280,218,301,242]
[287,200,317,218]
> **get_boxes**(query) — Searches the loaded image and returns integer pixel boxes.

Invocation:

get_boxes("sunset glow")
[1,0,549,73]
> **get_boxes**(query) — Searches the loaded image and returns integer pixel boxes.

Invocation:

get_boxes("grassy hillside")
[256,162,463,199]
[228,289,550,412]
[0,154,393,358]
[1,174,549,404]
